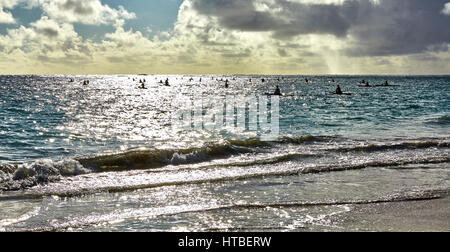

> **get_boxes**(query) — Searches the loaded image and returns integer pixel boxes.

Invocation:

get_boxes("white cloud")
[30,16,78,40]
[0,0,20,24]
[39,0,136,25]
[0,7,15,23]
[0,0,20,8]
[443,2,450,15]
[104,19,151,47]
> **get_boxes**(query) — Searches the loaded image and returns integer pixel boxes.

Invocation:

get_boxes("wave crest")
[77,141,256,172]
[0,159,90,191]
[1,136,448,192]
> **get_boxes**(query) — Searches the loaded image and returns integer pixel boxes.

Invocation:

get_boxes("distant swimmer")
[384,80,389,86]
[261,78,265,83]
[274,85,281,95]
[165,78,170,86]
[199,78,202,82]
[225,79,229,88]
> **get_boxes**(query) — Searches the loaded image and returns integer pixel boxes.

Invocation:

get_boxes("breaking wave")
[0,136,448,192]
[0,160,90,191]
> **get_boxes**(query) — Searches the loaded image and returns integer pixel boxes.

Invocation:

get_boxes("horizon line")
[1,73,450,77]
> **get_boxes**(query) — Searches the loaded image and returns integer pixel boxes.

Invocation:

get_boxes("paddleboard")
[264,93,294,97]
[330,92,352,96]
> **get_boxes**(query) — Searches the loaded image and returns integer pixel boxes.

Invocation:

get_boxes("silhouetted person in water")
[165,78,170,86]
[336,85,343,95]
[274,85,281,95]
[225,79,229,88]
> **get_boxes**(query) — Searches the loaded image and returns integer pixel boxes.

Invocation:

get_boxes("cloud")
[190,0,450,57]
[0,0,41,24]
[0,0,21,8]
[191,0,357,38]
[0,7,15,23]
[443,2,450,15]
[1,0,450,74]
[0,0,20,24]
[1,0,136,25]
[39,0,136,25]
[345,0,450,56]
[0,14,93,69]
[103,19,152,48]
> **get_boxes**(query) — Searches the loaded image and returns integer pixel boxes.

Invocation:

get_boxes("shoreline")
[337,193,450,232]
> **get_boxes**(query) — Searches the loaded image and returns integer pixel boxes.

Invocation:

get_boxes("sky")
[0,0,450,75]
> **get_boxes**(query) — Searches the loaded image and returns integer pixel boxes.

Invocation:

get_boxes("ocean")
[0,75,449,232]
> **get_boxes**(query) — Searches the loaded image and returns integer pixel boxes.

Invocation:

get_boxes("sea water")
[0,75,448,231]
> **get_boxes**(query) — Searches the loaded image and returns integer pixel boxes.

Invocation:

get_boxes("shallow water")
[0,75,449,231]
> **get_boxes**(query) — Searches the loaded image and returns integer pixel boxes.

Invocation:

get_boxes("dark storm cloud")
[344,0,450,56]
[192,0,280,31]
[191,0,450,56]
[192,0,356,36]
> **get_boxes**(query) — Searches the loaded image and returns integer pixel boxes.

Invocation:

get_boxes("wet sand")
[338,194,450,232]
